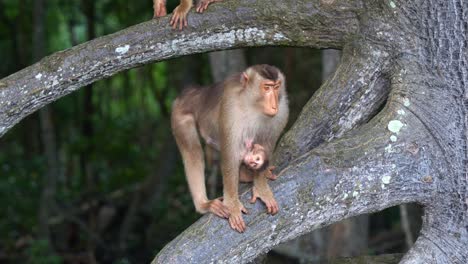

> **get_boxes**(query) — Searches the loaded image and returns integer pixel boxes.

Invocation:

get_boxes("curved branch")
[152,106,438,263]
[0,0,361,137]
[275,40,392,170]
[400,228,468,263]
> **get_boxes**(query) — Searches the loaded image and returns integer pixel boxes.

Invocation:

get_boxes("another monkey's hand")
[170,4,190,30]
[225,200,248,233]
[265,166,278,181]
[199,198,230,219]
[250,186,279,215]
[153,0,167,18]
[196,0,222,13]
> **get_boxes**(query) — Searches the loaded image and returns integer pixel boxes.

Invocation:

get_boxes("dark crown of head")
[254,64,279,81]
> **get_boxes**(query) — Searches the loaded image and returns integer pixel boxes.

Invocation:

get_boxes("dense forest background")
[0,0,421,263]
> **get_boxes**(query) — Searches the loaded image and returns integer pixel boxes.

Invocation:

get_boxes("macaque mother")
[171,64,289,232]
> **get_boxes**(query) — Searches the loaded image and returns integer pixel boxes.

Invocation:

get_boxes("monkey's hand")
[265,166,278,181]
[250,185,279,215]
[199,198,230,219]
[153,0,167,18]
[196,0,222,13]
[170,4,191,30]
[225,199,248,233]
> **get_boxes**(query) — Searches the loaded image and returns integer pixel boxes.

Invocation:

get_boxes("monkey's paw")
[196,0,222,13]
[204,198,230,219]
[265,166,278,181]
[153,1,167,18]
[225,201,248,233]
[170,5,189,30]
[250,186,279,215]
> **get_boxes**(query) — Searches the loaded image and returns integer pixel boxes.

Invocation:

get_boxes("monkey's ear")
[241,72,249,88]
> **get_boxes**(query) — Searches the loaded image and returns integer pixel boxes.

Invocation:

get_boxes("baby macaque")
[205,138,276,181]
[239,140,277,182]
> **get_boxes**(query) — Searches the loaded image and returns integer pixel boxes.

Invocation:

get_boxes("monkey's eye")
[256,157,260,161]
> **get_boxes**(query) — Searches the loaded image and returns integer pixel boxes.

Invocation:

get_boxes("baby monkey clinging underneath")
[153,0,221,29]
[171,64,289,232]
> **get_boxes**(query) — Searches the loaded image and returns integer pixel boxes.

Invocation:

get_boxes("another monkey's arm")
[170,0,193,30]
[153,0,167,18]
[196,0,222,13]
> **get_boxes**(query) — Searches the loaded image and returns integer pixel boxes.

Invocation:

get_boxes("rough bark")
[0,0,466,263]
[275,49,369,262]
[34,0,59,243]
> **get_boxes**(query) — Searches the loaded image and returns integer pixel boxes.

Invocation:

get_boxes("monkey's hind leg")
[171,104,229,218]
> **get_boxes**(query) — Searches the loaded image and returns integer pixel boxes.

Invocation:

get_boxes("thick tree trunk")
[34,0,59,243]
[0,0,466,263]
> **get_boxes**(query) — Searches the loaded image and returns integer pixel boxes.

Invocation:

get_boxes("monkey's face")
[260,79,281,117]
[243,146,266,170]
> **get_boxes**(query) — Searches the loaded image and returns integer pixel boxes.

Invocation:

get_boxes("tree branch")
[0,0,361,137]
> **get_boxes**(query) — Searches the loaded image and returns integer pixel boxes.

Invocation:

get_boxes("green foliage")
[26,239,62,264]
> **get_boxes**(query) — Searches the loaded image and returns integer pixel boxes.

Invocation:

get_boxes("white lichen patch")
[403,98,410,107]
[343,193,348,199]
[382,175,391,184]
[388,120,404,134]
[397,109,406,115]
[115,45,130,54]
[273,32,287,41]
[385,144,393,153]
[389,1,396,8]
[390,135,397,142]
[35,73,43,80]
[352,191,359,197]
[52,80,59,86]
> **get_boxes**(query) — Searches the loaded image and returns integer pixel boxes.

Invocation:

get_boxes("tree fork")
[275,40,392,170]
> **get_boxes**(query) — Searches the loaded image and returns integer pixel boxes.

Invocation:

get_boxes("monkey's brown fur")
[171,65,289,232]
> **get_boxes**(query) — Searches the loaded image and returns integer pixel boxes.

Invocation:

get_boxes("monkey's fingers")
[154,2,167,18]
[241,205,249,215]
[209,199,230,218]
[170,12,179,28]
[264,200,273,214]
[249,187,259,204]
[196,1,209,13]
[229,214,245,233]
[266,199,279,215]
[271,200,279,215]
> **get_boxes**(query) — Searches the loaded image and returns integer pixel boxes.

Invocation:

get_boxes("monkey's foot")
[225,200,248,233]
[250,186,279,215]
[265,166,278,181]
[201,198,230,219]
[153,1,167,18]
[170,5,190,30]
[196,0,222,13]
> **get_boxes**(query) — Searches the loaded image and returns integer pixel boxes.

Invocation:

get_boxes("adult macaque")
[171,64,289,232]
[153,0,221,29]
